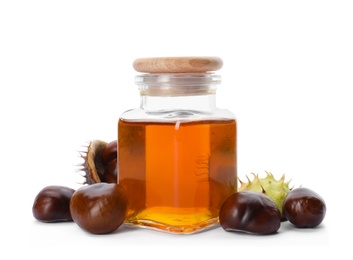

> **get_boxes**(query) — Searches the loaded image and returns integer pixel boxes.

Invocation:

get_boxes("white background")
[1,0,352,258]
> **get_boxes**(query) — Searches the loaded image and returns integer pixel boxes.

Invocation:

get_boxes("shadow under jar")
[118,57,237,234]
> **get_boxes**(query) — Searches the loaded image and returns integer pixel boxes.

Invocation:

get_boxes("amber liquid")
[118,119,237,233]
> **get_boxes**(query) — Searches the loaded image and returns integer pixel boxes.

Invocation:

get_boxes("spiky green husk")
[239,171,291,219]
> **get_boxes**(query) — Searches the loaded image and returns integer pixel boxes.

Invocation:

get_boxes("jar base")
[124,207,220,234]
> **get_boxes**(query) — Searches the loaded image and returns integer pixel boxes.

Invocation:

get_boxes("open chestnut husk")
[69,183,128,234]
[32,185,75,222]
[78,140,117,184]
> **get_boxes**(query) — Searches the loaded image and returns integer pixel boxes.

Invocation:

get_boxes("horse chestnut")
[104,159,117,184]
[101,140,117,165]
[32,185,75,222]
[70,183,127,234]
[283,187,326,228]
[219,191,281,235]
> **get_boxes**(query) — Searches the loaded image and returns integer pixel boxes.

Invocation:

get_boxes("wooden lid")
[133,56,223,73]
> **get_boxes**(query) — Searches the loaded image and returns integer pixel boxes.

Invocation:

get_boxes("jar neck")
[136,73,220,112]
[140,94,217,112]
[135,73,220,96]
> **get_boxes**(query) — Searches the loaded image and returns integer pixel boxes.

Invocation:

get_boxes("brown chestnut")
[32,185,75,222]
[104,159,117,183]
[70,183,127,234]
[101,140,117,165]
[283,187,326,228]
[219,191,281,235]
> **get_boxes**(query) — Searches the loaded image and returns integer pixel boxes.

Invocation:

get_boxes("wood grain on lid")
[133,56,223,73]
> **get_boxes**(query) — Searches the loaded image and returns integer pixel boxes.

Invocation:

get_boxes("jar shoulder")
[120,108,235,122]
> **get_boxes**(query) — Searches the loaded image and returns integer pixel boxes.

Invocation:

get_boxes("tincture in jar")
[118,57,237,234]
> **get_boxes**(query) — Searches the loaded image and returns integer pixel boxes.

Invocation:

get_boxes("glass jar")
[118,57,237,234]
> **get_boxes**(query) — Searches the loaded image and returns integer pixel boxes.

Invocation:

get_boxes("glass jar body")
[118,74,237,234]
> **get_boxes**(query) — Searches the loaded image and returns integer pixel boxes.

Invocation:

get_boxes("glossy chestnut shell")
[32,185,75,222]
[283,187,326,228]
[101,140,117,165]
[69,183,127,234]
[219,191,281,235]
